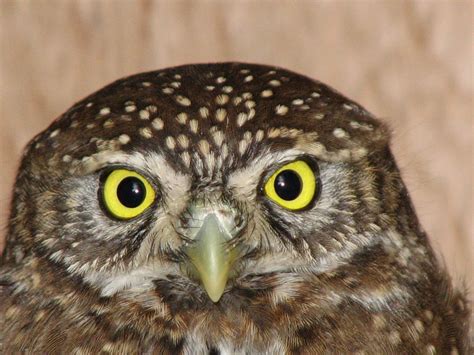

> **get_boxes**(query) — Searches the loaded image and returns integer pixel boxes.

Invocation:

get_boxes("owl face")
[8,63,390,306]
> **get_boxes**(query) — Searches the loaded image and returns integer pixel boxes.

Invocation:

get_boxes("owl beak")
[184,213,241,303]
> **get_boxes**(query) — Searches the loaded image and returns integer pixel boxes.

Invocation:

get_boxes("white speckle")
[99,107,111,115]
[267,70,276,75]
[139,110,150,120]
[343,103,353,110]
[238,139,248,155]
[199,107,210,119]
[174,74,182,79]
[70,121,79,128]
[103,119,114,128]
[139,127,153,139]
[170,81,181,88]
[215,108,227,122]
[425,344,436,354]
[333,128,348,138]
[261,89,273,98]
[243,131,252,141]
[215,94,229,105]
[222,86,233,93]
[120,115,132,122]
[118,134,130,145]
[141,81,152,87]
[205,85,215,91]
[198,140,210,155]
[424,310,434,321]
[165,136,176,150]
[244,75,253,82]
[62,155,72,163]
[239,69,250,74]
[189,119,199,133]
[388,331,401,345]
[292,99,304,106]
[268,127,281,138]
[146,105,158,113]
[255,129,264,142]
[177,134,189,149]
[233,96,243,105]
[180,151,191,168]
[269,79,281,87]
[212,130,224,146]
[86,123,95,129]
[414,319,424,333]
[245,100,256,109]
[299,105,310,110]
[176,112,188,125]
[176,95,191,107]
[125,105,136,113]
[314,113,325,120]
[242,92,252,100]
[216,77,226,84]
[162,87,174,94]
[86,102,94,108]
[311,92,321,98]
[237,112,248,127]
[50,129,60,138]
[247,108,256,120]
[151,118,164,130]
[275,105,288,115]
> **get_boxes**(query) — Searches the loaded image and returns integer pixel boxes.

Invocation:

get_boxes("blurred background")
[0,1,472,291]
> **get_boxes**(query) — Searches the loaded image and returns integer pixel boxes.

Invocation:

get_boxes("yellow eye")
[264,160,318,211]
[102,169,156,220]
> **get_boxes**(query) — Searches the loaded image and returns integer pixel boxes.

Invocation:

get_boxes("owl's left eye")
[101,169,156,220]
[263,160,318,211]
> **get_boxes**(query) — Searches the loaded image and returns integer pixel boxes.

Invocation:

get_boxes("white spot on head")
[176,95,191,107]
[333,128,348,138]
[141,82,152,87]
[314,113,325,120]
[269,79,281,87]
[174,74,182,79]
[237,112,248,127]
[99,107,111,116]
[177,134,189,149]
[215,94,229,105]
[343,103,353,110]
[311,92,321,98]
[248,108,256,120]
[212,130,224,147]
[292,99,304,106]
[189,119,199,133]
[162,87,174,94]
[180,151,191,167]
[146,105,158,113]
[242,92,252,100]
[176,112,188,125]
[245,100,256,109]
[388,331,401,345]
[275,105,288,115]
[243,131,252,142]
[205,85,215,91]
[86,102,94,108]
[255,129,264,142]
[170,81,181,88]
[199,107,210,119]
[151,118,164,130]
[86,123,95,129]
[198,139,210,155]
[165,136,176,150]
[244,75,253,83]
[233,96,243,106]
[139,110,150,120]
[50,129,60,138]
[215,108,227,122]
[240,69,250,74]
[425,345,436,354]
[216,76,226,84]
[261,89,273,98]
[222,86,233,93]
[118,134,130,145]
[139,127,153,139]
[125,105,136,113]
[238,139,248,155]
[62,155,72,163]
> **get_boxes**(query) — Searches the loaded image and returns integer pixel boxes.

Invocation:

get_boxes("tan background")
[0,1,472,294]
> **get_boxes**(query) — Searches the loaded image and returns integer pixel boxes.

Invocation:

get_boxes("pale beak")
[184,212,242,302]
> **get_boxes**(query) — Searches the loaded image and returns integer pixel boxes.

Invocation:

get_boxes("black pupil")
[117,177,146,208]
[274,170,302,201]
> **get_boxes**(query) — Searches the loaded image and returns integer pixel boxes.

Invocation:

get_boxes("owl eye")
[263,160,318,211]
[102,169,156,219]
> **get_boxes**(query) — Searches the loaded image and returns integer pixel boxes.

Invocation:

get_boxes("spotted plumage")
[0,63,470,353]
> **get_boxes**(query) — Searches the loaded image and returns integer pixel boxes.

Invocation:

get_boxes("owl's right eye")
[101,169,156,220]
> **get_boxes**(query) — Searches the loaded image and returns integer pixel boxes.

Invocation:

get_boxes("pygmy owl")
[0,63,470,353]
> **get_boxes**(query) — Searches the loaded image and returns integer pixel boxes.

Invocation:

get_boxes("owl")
[0,63,470,354]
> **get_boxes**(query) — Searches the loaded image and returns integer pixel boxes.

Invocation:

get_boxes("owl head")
[4,63,421,306]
